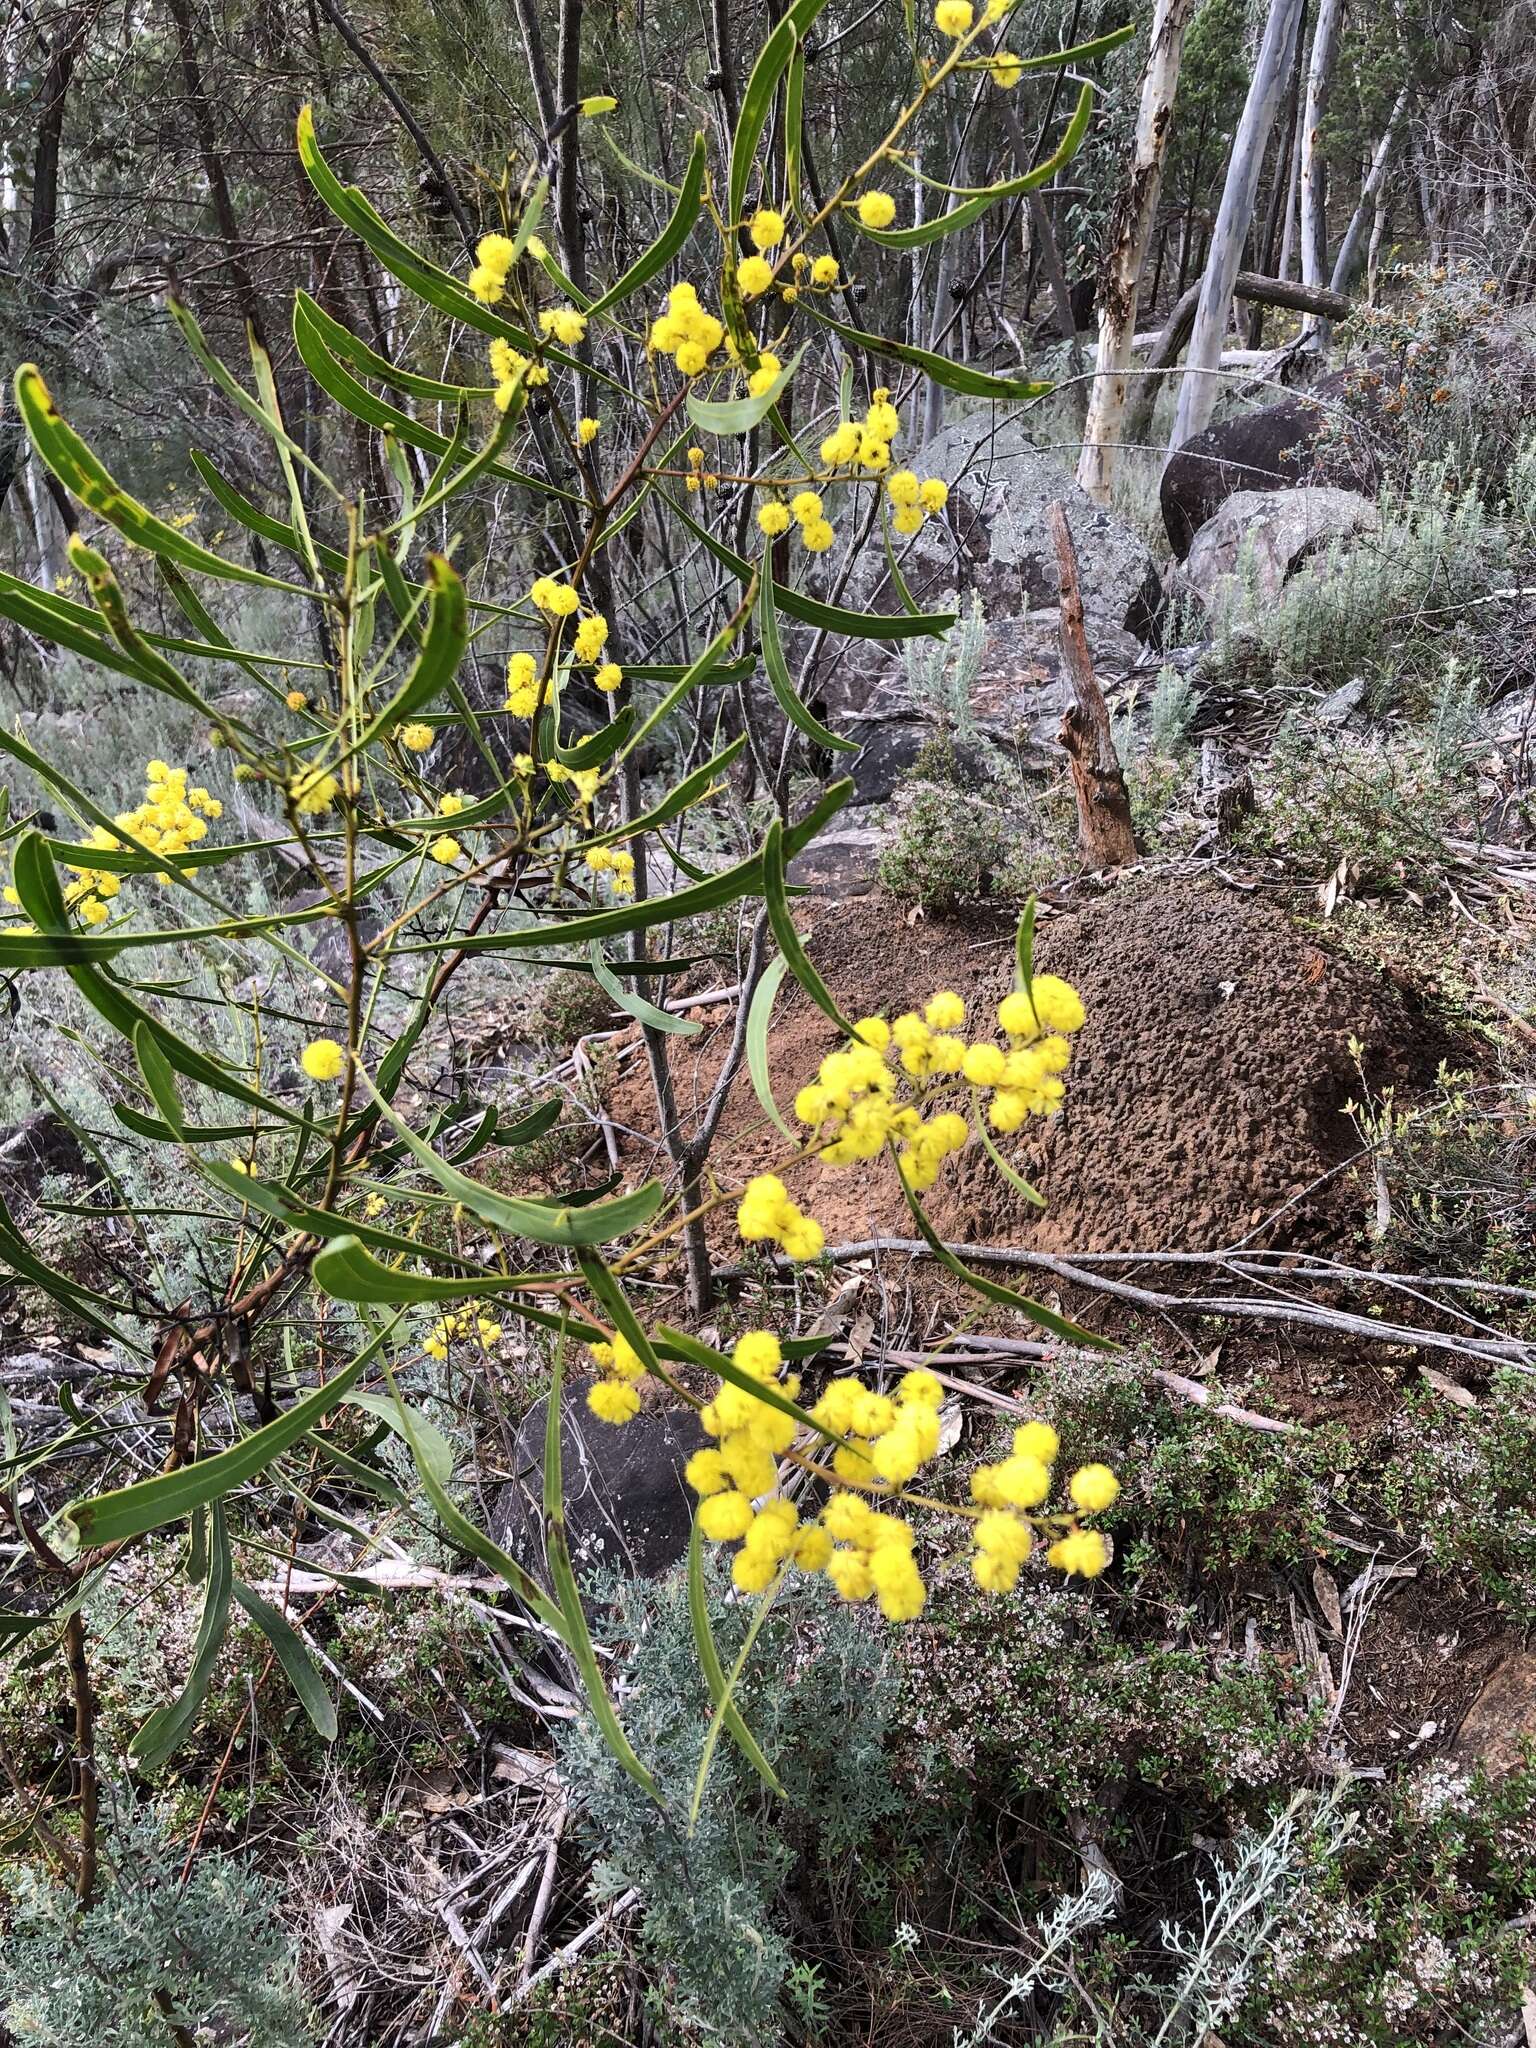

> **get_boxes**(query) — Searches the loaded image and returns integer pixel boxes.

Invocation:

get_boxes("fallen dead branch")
[715,1237,1534,1371]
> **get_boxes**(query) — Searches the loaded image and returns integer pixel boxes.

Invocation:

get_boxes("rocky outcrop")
[492,1383,708,1585]
[873,412,1164,650]
[1169,486,1381,619]
[1160,372,1377,558]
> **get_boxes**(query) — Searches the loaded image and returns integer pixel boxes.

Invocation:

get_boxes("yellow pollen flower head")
[290,768,339,815]
[1069,1463,1120,1513]
[400,722,435,753]
[285,689,307,711]
[919,477,950,513]
[538,303,588,347]
[595,662,623,693]
[736,255,774,298]
[935,0,973,33]
[856,190,897,230]
[588,1380,640,1425]
[748,207,786,250]
[577,416,601,444]
[811,254,839,286]
[429,835,462,865]
[991,51,1022,86]
[301,1037,346,1082]
[800,518,835,553]
[757,500,791,537]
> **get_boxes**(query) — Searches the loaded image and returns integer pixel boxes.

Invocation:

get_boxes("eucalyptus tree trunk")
[1168,0,1306,454]
[1328,88,1409,299]
[1298,0,1344,335]
[1076,0,1198,504]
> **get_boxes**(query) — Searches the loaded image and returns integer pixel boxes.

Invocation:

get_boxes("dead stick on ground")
[1047,499,1139,870]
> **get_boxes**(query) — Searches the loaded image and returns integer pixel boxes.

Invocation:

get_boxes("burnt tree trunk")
[1048,503,1139,871]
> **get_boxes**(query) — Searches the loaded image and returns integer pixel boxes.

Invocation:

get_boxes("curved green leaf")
[759,553,858,753]
[668,493,953,640]
[589,941,700,1036]
[856,82,1098,249]
[688,344,805,437]
[746,952,794,1139]
[232,1581,338,1741]
[589,133,707,316]
[728,0,832,227]
[58,1322,395,1550]
[399,776,853,959]
[803,305,1052,402]
[131,1507,232,1771]
[15,367,302,593]
[896,1168,1111,1347]
[761,817,858,1034]
[357,1071,665,1245]
[545,1349,660,1800]
[688,1518,784,1794]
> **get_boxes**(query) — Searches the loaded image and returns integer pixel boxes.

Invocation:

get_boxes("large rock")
[874,412,1164,650]
[1450,1653,1536,1780]
[491,1380,708,1584]
[1170,486,1381,620]
[1160,372,1377,558]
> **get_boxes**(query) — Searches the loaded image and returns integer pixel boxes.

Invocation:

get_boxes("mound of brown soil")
[605,879,1447,1259]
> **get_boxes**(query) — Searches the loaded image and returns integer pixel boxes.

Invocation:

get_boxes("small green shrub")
[0,1800,315,2046]
[877,777,1007,912]
[559,1562,900,2046]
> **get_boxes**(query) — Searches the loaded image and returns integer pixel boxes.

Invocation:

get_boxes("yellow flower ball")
[737,255,774,298]
[934,0,973,33]
[301,1037,346,1082]
[577,416,601,444]
[856,190,897,230]
[1068,1462,1120,1513]
[748,207,785,250]
[811,254,839,286]
[800,517,835,553]
[285,689,307,711]
[429,835,462,865]
[588,1380,640,1425]
[400,722,435,752]
[757,501,792,537]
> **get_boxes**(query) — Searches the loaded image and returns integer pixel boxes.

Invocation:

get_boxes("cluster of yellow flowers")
[467,232,516,305]
[290,767,340,816]
[24,762,225,915]
[583,843,636,899]
[424,1304,504,1362]
[538,303,587,348]
[648,281,727,377]
[755,489,835,553]
[661,1333,1119,1616]
[736,1172,827,1260]
[504,651,543,718]
[489,337,545,411]
[529,576,580,618]
[971,1422,1118,1585]
[734,207,786,300]
[885,469,949,535]
[587,1329,646,1422]
[817,386,902,475]
[793,979,1086,1184]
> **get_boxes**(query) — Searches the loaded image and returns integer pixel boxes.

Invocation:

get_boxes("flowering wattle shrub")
[0,0,1132,1815]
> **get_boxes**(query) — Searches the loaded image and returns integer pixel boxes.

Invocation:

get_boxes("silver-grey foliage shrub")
[0,1799,316,2046]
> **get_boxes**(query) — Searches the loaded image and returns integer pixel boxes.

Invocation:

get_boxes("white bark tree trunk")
[1076,0,1198,504]
[1168,0,1306,454]
[1298,0,1344,333]
[1329,88,1409,299]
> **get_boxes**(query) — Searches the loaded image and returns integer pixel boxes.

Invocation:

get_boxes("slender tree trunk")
[1328,88,1409,302]
[1077,0,1197,503]
[1248,0,1306,344]
[1277,69,1305,279]
[1169,0,1306,454]
[1298,0,1343,335]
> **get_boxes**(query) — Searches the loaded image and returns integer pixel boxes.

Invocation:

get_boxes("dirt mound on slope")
[606,879,1446,1259]
[941,880,1440,1253]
